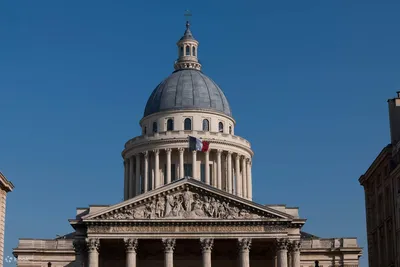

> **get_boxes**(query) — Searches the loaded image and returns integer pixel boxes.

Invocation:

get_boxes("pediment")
[83,179,293,221]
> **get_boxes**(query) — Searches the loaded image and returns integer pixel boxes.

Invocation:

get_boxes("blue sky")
[1,0,399,266]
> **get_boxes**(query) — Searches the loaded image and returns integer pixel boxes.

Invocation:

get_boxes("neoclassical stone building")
[0,172,13,267]
[13,22,362,267]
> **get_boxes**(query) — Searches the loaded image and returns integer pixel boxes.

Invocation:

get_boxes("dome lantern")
[174,15,201,71]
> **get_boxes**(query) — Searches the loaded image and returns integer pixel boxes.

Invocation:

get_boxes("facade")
[0,172,14,267]
[359,92,400,267]
[13,22,362,267]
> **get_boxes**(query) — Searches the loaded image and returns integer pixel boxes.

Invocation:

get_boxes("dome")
[143,69,232,117]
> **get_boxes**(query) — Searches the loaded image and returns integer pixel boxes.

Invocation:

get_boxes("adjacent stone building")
[0,172,14,267]
[359,92,400,267]
[13,21,362,267]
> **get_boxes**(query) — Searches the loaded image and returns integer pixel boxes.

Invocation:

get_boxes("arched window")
[184,118,192,130]
[186,46,190,56]
[218,122,224,133]
[192,46,196,56]
[229,126,232,134]
[202,119,209,131]
[180,46,183,57]
[152,122,158,133]
[167,119,174,131]
[144,127,147,135]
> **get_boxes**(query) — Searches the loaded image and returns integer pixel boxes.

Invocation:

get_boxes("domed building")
[13,22,362,267]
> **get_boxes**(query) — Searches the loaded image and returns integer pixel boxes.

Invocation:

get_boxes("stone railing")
[125,131,251,148]
[16,239,73,250]
[301,238,359,249]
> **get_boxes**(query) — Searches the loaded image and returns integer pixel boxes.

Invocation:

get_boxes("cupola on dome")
[143,21,232,118]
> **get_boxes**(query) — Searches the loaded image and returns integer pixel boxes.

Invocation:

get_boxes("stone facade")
[0,172,14,267]
[12,20,362,267]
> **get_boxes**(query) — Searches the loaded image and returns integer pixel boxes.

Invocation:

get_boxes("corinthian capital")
[86,238,100,252]
[238,238,251,252]
[200,238,214,252]
[291,240,301,252]
[124,238,138,252]
[275,238,289,251]
[162,238,176,252]
[178,147,185,154]
[72,239,86,253]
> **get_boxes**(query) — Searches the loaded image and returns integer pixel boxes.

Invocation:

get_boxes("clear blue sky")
[1,1,399,266]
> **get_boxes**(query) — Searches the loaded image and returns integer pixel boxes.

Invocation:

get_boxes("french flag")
[188,136,209,152]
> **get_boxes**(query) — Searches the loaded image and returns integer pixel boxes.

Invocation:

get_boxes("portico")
[74,237,300,267]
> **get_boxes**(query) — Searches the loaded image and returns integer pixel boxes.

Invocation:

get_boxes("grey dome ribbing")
[144,69,232,117]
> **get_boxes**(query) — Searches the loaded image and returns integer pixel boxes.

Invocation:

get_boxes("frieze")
[87,224,287,234]
[95,187,277,220]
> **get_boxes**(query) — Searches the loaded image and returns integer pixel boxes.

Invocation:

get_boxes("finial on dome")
[174,10,202,71]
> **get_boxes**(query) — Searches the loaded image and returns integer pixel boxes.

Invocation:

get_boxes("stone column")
[235,154,242,197]
[73,239,85,267]
[241,156,247,199]
[217,150,222,189]
[154,149,160,188]
[179,148,185,178]
[246,159,252,200]
[166,148,172,184]
[135,154,141,195]
[129,156,135,198]
[143,151,149,192]
[124,238,138,267]
[86,238,100,267]
[124,159,128,200]
[162,239,176,267]
[200,238,213,267]
[238,238,251,267]
[276,239,289,267]
[192,150,197,179]
[205,150,210,184]
[291,241,301,267]
[227,151,232,193]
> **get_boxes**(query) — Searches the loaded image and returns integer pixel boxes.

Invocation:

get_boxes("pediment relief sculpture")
[94,187,278,220]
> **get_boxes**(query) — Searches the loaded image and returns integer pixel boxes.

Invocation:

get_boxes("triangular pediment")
[83,179,294,221]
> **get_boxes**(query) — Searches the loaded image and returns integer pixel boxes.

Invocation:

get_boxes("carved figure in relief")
[102,187,266,220]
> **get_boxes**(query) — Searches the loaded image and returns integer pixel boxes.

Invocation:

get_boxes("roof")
[143,69,232,118]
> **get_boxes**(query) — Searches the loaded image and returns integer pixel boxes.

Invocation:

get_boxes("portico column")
[86,238,100,267]
[205,150,210,184]
[73,239,85,267]
[276,239,289,267]
[129,156,135,198]
[143,151,149,192]
[246,159,252,200]
[217,150,222,189]
[124,238,138,267]
[235,154,242,197]
[135,154,141,195]
[166,148,172,184]
[238,238,251,267]
[241,156,247,199]
[162,238,176,267]
[179,148,185,178]
[227,152,232,193]
[291,241,301,267]
[200,238,213,267]
[154,149,160,188]
[192,150,197,179]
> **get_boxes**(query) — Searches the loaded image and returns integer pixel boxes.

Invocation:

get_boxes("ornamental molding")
[86,224,288,234]
[84,181,289,222]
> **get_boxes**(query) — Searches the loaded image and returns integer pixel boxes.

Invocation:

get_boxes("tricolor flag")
[188,136,209,152]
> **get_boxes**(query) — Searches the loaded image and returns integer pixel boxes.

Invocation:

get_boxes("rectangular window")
[184,163,192,177]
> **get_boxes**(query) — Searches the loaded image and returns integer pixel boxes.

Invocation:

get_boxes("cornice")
[359,144,391,185]
[122,137,253,159]
[0,172,14,192]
